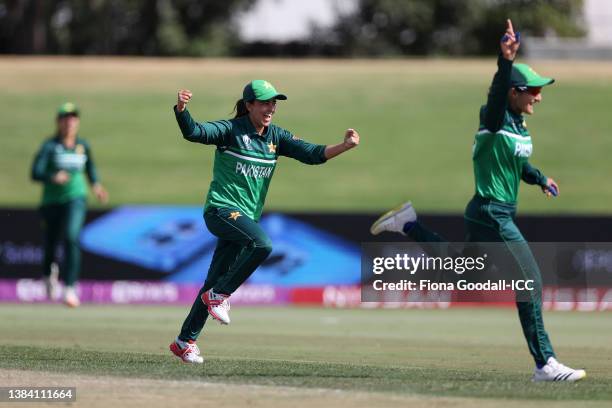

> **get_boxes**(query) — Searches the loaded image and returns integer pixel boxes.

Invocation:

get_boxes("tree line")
[0,0,584,56]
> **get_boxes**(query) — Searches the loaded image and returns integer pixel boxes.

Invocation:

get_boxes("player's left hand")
[542,178,559,198]
[93,183,109,203]
[343,128,360,149]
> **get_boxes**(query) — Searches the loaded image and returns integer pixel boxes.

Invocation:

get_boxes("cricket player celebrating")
[170,80,359,363]
[371,20,586,382]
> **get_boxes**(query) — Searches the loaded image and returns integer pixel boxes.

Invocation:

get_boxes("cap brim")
[256,91,287,101]
[527,77,555,87]
[57,111,79,118]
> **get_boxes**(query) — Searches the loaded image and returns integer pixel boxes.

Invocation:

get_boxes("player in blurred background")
[30,103,108,307]
[370,20,586,382]
[169,80,360,363]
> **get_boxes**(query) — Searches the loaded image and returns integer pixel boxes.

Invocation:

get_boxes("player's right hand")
[177,89,192,112]
[500,19,520,61]
[52,170,70,185]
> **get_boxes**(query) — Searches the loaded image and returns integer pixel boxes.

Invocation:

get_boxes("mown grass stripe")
[0,345,609,401]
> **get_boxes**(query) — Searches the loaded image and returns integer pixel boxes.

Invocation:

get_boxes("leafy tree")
[322,0,585,56]
[0,0,252,55]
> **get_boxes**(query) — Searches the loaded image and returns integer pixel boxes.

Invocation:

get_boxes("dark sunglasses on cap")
[516,86,542,96]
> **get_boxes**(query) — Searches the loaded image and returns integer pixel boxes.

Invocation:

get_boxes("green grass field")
[1,57,612,213]
[0,305,610,407]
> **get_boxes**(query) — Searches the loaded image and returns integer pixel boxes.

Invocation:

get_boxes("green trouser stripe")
[40,198,87,287]
[179,206,272,341]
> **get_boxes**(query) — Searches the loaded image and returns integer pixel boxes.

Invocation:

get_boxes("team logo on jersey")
[75,144,85,154]
[241,135,253,150]
[267,142,276,153]
[229,211,242,221]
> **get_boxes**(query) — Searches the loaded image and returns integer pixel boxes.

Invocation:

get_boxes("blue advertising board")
[80,206,360,286]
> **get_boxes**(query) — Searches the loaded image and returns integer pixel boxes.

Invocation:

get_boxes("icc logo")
[242,135,252,149]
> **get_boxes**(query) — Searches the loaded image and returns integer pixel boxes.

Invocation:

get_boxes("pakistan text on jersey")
[514,143,532,158]
[235,162,274,179]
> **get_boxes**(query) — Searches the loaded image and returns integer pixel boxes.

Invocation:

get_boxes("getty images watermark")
[361,242,612,303]
[372,252,535,292]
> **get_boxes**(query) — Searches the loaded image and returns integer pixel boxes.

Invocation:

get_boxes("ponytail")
[233,99,249,118]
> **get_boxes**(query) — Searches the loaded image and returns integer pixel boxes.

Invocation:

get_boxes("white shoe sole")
[370,202,412,235]
[532,370,587,382]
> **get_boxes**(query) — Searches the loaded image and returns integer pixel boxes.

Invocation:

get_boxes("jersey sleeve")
[174,106,231,146]
[277,130,327,165]
[83,140,100,185]
[30,141,52,182]
[483,55,513,133]
[521,161,547,186]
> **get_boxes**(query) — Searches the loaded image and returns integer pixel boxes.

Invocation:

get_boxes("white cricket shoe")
[169,339,204,364]
[201,289,231,325]
[63,286,80,308]
[370,202,417,236]
[44,263,60,301]
[532,357,586,382]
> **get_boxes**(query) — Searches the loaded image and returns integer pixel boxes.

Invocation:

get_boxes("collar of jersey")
[507,107,524,123]
[239,115,269,138]
[54,134,82,148]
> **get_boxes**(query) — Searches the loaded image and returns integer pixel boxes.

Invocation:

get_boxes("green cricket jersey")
[174,107,327,220]
[31,136,99,205]
[472,55,547,204]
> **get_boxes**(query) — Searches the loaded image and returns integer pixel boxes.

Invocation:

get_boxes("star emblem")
[229,211,242,221]
[267,142,276,153]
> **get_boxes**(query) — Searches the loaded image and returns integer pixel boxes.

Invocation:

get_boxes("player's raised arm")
[484,19,521,132]
[173,90,231,145]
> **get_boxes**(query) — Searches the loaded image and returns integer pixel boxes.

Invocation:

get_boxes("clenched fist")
[344,128,360,149]
[177,90,193,112]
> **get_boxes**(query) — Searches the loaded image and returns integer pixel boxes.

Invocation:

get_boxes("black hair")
[233,99,250,118]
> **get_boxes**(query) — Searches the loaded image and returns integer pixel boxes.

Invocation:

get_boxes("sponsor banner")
[304,285,612,311]
[1,279,610,310]
[0,207,360,285]
[0,279,288,305]
[3,207,612,284]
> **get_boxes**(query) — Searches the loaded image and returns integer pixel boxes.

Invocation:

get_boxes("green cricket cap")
[243,80,287,102]
[57,102,79,118]
[511,64,555,90]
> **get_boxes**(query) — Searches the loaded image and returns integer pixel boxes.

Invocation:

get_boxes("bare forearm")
[324,143,353,160]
